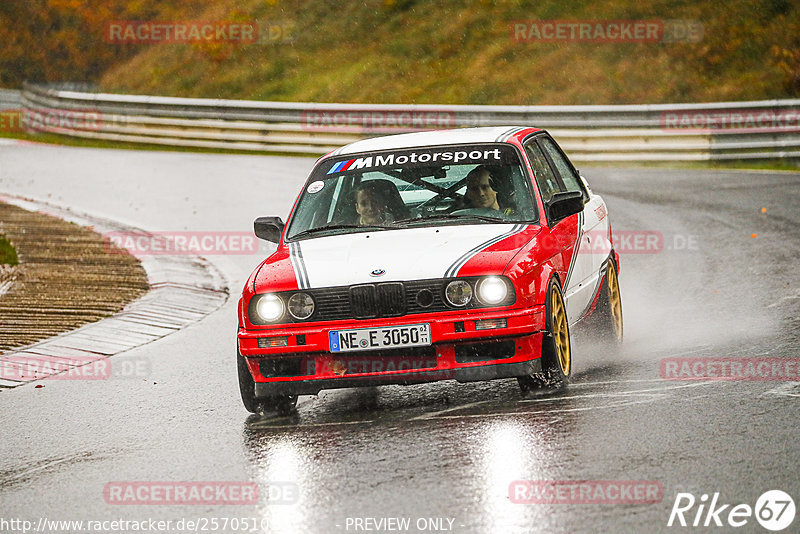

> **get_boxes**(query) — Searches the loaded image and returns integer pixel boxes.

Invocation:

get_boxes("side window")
[523,140,561,203]
[540,137,584,195]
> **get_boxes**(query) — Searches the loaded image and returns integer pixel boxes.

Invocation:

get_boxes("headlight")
[287,292,315,320]
[255,294,284,322]
[445,280,473,307]
[476,276,508,305]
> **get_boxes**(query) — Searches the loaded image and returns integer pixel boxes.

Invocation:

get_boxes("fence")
[12,82,800,162]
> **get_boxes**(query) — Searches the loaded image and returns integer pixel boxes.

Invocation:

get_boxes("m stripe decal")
[289,242,310,289]
[443,224,526,278]
[327,159,357,174]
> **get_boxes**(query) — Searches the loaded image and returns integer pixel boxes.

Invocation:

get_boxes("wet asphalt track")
[1,141,799,533]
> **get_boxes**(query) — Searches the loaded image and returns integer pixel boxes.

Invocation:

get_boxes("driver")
[465,166,500,211]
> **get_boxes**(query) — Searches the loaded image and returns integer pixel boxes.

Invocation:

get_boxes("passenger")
[354,181,393,225]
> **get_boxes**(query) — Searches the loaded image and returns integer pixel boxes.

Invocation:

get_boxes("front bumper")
[238,306,546,397]
[254,358,542,396]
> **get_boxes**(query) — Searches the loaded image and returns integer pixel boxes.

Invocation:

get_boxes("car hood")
[255,223,537,291]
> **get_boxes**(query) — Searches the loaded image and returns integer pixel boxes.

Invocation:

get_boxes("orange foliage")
[0,0,208,87]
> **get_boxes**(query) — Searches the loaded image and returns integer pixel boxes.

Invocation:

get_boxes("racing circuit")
[1,139,799,533]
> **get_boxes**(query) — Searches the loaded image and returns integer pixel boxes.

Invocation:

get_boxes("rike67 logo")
[668,490,795,531]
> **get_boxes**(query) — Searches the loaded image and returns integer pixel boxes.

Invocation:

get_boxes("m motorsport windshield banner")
[325,144,519,174]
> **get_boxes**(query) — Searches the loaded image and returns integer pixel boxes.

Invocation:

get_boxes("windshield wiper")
[394,213,507,225]
[289,223,394,240]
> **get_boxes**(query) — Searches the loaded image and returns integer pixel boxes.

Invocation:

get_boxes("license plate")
[329,323,431,352]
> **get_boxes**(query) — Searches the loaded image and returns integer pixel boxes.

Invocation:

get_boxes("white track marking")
[521,381,714,402]
[761,383,800,398]
[569,378,666,388]
[408,379,722,421]
[411,400,494,420]
[249,419,375,430]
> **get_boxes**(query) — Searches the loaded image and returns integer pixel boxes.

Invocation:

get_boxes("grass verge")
[0,237,19,266]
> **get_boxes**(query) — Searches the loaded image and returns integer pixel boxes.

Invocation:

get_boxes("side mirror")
[547,191,584,223]
[254,216,284,243]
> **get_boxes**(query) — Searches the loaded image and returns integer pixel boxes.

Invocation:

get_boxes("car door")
[522,136,582,324]
[536,135,607,323]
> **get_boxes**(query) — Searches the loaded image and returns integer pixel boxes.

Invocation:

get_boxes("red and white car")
[238,127,623,413]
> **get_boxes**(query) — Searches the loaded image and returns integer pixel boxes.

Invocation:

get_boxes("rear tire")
[593,257,623,347]
[237,347,298,415]
[518,277,572,395]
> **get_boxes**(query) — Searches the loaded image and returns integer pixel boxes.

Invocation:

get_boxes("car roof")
[331,126,540,156]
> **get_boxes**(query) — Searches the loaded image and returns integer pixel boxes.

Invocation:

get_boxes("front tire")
[237,347,298,415]
[518,277,572,394]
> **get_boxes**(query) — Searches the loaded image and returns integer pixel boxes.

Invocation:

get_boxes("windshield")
[286,143,537,240]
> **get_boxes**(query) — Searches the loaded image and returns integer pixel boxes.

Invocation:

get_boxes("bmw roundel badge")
[370,269,386,277]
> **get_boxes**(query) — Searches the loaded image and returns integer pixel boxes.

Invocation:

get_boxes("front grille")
[377,283,406,316]
[350,283,406,318]
[350,285,378,318]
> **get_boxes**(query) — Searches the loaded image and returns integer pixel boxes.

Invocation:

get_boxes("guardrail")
[14,82,800,162]
[0,88,22,110]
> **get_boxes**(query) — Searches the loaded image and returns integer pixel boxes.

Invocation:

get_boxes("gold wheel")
[607,261,623,342]
[550,285,571,375]
[517,279,571,394]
